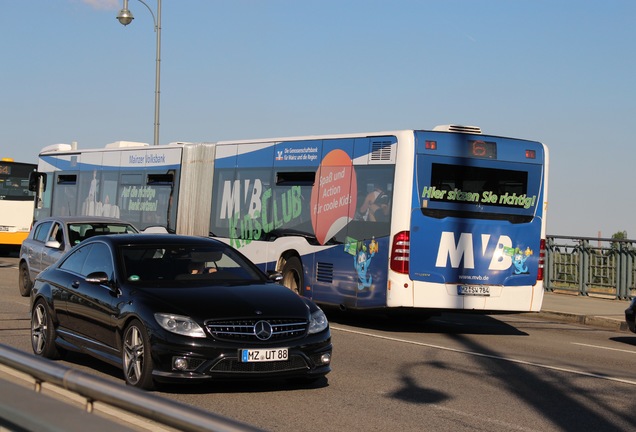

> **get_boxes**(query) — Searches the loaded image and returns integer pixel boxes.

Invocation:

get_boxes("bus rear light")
[525,150,536,159]
[425,140,437,150]
[537,238,546,281]
[390,231,410,274]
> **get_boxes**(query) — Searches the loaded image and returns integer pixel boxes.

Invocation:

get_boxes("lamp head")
[117,8,134,26]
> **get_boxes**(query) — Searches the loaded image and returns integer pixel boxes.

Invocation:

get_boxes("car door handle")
[71,281,81,289]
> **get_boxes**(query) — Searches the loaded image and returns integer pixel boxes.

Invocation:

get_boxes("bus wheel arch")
[279,254,304,296]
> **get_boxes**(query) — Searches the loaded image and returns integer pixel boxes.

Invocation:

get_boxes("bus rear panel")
[391,130,547,312]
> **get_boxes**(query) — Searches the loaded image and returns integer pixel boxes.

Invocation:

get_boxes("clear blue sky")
[1,1,634,238]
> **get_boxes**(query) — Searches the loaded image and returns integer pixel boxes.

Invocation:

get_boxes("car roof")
[88,233,222,247]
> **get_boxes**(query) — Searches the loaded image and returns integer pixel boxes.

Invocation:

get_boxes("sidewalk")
[537,291,631,333]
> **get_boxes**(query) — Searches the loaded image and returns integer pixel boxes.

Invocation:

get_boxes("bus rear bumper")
[402,282,545,312]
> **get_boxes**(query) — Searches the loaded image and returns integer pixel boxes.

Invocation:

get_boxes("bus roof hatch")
[433,125,482,134]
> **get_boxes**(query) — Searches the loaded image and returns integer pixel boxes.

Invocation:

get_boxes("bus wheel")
[281,256,304,296]
[19,262,33,297]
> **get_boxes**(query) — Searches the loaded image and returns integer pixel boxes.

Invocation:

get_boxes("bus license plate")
[458,285,490,296]
[240,348,289,363]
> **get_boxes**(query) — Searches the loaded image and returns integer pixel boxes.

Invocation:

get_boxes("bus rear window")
[429,164,528,205]
[420,163,540,220]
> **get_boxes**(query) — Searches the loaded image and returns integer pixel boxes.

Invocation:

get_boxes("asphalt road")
[1,254,635,432]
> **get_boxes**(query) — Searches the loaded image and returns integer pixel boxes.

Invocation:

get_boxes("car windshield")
[120,244,266,286]
[68,222,138,246]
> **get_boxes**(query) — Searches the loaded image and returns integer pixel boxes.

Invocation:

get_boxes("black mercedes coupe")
[30,234,332,390]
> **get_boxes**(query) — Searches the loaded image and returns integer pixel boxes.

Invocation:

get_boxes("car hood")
[133,283,311,320]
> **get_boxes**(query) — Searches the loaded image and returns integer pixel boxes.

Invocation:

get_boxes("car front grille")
[206,319,308,343]
[210,356,309,373]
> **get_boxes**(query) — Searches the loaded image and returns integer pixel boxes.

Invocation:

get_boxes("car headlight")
[154,313,206,338]
[308,309,329,334]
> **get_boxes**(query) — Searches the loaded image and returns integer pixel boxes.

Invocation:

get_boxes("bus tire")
[19,262,33,297]
[281,256,304,296]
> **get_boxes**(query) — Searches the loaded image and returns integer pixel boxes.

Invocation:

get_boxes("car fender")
[112,306,159,353]
[30,281,60,324]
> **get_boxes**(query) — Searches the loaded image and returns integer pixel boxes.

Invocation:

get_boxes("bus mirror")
[28,172,37,192]
[29,172,47,209]
[28,172,47,192]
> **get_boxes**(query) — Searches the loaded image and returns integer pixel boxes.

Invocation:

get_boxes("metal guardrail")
[545,235,636,300]
[0,343,263,432]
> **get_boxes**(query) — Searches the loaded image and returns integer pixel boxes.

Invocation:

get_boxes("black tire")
[19,262,33,297]
[122,319,155,390]
[281,256,304,295]
[31,299,63,359]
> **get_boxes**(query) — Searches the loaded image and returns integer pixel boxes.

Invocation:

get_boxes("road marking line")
[331,326,636,386]
[571,342,636,354]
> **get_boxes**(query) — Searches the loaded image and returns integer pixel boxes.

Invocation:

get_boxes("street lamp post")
[117,0,162,146]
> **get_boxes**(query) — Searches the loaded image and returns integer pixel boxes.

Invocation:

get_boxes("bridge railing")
[545,235,636,300]
[0,343,262,432]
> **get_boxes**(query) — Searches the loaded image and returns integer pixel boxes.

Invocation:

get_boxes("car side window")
[82,243,114,279]
[60,244,92,275]
[33,221,53,243]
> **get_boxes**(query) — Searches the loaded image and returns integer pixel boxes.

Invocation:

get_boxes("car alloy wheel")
[122,319,155,390]
[31,300,62,359]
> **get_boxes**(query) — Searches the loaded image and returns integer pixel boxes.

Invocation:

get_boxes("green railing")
[545,235,636,300]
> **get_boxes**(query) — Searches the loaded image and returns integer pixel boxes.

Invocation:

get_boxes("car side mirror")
[267,271,283,283]
[85,271,111,285]
[44,240,62,250]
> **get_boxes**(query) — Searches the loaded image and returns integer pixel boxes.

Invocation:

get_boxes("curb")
[534,310,629,333]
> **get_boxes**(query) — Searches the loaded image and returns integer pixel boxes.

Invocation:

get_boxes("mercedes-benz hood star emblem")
[254,320,273,340]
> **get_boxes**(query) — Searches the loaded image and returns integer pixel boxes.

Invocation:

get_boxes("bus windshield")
[0,162,34,201]
[0,159,36,248]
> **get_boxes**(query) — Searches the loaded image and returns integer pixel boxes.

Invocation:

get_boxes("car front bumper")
[148,331,333,383]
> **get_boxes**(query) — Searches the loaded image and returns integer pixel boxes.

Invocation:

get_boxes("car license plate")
[239,348,289,362]
[458,285,490,296]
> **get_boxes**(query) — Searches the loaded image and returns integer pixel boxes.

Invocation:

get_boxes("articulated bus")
[31,125,548,313]
[0,158,36,251]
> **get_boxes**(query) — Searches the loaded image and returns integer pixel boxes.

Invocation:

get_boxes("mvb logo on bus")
[215,147,359,250]
[219,179,305,249]
[436,232,534,274]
